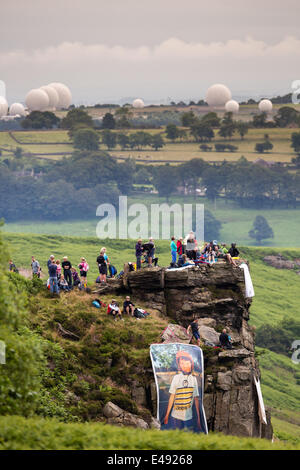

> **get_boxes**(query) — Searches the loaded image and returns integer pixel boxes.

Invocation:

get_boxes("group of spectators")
[169,232,240,268]
[188,319,233,350]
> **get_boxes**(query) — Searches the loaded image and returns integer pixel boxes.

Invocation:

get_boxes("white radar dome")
[132,98,145,108]
[0,96,9,117]
[225,100,239,113]
[25,88,49,111]
[205,84,232,107]
[40,85,59,109]
[48,82,72,109]
[258,99,273,113]
[9,103,26,116]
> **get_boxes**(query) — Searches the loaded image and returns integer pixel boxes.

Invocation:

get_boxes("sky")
[1,0,300,105]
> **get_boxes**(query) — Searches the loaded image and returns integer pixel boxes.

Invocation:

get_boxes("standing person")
[186,231,198,261]
[62,256,73,289]
[170,237,177,266]
[143,238,155,267]
[135,239,143,270]
[31,256,41,278]
[49,260,59,295]
[177,237,183,266]
[187,318,201,347]
[97,248,107,284]
[78,257,89,288]
[55,259,61,282]
[47,255,55,275]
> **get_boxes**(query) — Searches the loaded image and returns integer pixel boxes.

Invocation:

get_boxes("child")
[78,257,89,288]
[163,350,201,431]
[71,267,81,288]
[56,259,61,281]
[59,274,70,292]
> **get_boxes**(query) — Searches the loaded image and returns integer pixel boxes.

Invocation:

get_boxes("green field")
[3,196,300,247]
[0,125,296,162]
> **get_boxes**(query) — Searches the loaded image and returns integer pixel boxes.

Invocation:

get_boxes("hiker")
[219,329,232,349]
[59,274,71,292]
[55,259,61,281]
[9,260,18,273]
[97,248,108,284]
[170,237,177,266]
[47,255,55,275]
[135,238,143,270]
[185,231,198,261]
[163,350,201,431]
[107,299,123,321]
[48,260,59,295]
[62,256,73,289]
[177,237,184,266]
[123,296,135,316]
[142,238,155,267]
[78,257,89,287]
[31,256,41,278]
[71,267,81,288]
[187,319,201,347]
[229,243,239,259]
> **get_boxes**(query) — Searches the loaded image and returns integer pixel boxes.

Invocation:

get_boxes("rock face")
[106,263,272,439]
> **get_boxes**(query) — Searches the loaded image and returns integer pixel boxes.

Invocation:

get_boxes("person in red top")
[177,237,183,266]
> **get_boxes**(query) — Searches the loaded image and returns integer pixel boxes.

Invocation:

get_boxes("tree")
[165,124,180,142]
[61,108,93,131]
[252,112,267,128]
[21,111,60,130]
[201,112,220,128]
[218,112,235,139]
[248,215,274,244]
[102,113,116,129]
[274,106,300,127]
[236,121,249,140]
[102,129,117,149]
[181,111,196,127]
[190,120,214,142]
[117,133,130,150]
[151,134,165,151]
[73,128,99,151]
[291,132,300,154]
[152,164,177,200]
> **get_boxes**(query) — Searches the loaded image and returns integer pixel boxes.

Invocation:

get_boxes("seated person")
[143,253,158,267]
[218,244,237,266]
[107,300,123,320]
[123,296,135,316]
[207,245,216,263]
[229,243,240,258]
[181,254,195,267]
[71,267,81,287]
[59,274,71,291]
[219,329,232,349]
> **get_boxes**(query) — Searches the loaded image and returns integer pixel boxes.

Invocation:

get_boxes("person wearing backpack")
[78,257,89,287]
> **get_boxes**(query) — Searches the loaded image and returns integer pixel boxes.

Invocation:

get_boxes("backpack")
[110,265,117,276]
[117,271,124,279]
[134,308,150,319]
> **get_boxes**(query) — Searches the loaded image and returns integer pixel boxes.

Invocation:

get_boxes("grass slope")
[0,415,298,450]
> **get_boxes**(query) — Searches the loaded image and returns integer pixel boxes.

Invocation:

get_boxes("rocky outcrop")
[263,254,295,270]
[105,263,272,439]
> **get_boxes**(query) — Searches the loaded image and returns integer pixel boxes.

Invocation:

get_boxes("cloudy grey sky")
[1,0,300,104]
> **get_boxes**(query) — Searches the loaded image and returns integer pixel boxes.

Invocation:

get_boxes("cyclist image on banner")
[150,343,208,434]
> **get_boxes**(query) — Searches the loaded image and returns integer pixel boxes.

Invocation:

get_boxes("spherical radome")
[132,98,145,109]
[40,85,59,109]
[48,82,72,109]
[258,99,272,113]
[205,84,232,107]
[9,103,26,116]
[225,100,239,113]
[0,96,8,117]
[25,88,49,111]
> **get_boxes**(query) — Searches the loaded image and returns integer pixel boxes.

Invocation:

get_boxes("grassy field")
[1,415,298,450]
[0,126,296,162]
[4,195,300,247]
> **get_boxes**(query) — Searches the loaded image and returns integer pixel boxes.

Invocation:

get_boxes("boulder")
[103,401,149,430]
[218,348,254,361]
[198,325,220,346]
[217,371,232,391]
[263,255,295,270]
[161,324,192,343]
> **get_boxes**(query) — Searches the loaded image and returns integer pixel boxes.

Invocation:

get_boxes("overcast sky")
[1,0,300,104]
